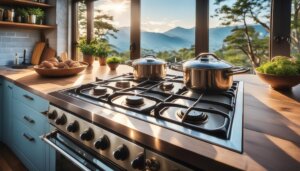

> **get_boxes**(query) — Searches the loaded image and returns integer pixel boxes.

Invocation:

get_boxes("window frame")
[71,0,292,60]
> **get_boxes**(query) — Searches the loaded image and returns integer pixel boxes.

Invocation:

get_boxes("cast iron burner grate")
[60,73,239,140]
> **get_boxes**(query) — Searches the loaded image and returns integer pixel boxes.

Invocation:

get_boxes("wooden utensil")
[31,42,46,65]
[40,47,56,63]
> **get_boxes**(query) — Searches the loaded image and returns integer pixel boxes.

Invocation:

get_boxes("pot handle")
[169,63,183,72]
[143,55,157,59]
[195,53,220,60]
[226,66,250,76]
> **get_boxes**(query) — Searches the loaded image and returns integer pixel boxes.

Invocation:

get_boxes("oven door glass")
[41,131,125,171]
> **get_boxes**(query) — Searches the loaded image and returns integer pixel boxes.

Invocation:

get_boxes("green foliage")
[106,56,121,64]
[78,40,96,56]
[94,10,119,40]
[214,0,270,69]
[15,8,28,17]
[94,40,111,57]
[290,0,300,56]
[256,57,300,76]
[27,8,44,18]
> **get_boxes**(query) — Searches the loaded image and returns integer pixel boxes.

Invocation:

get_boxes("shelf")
[0,0,54,8]
[0,21,56,30]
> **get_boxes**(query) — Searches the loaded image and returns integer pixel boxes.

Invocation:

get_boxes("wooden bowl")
[34,62,88,77]
[256,71,300,90]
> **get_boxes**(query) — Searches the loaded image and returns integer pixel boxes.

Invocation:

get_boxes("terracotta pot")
[256,71,300,90]
[108,63,119,70]
[83,54,94,66]
[98,57,106,66]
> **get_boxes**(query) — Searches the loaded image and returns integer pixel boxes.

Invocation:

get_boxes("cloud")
[142,19,184,33]
[94,0,130,14]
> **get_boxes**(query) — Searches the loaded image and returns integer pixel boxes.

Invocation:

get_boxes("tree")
[94,10,118,40]
[223,27,268,67]
[291,0,300,58]
[78,1,87,38]
[214,0,270,68]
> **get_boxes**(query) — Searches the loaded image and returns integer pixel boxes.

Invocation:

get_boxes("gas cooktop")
[51,73,243,152]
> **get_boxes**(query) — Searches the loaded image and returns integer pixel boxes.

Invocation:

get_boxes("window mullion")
[130,0,141,59]
[195,0,209,55]
[270,0,292,58]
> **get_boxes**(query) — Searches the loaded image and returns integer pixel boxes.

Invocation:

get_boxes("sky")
[94,0,268,33]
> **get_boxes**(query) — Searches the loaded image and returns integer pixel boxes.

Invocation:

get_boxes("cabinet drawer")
[13,99,47,135]
[13,85,49,113]
[14,120,46,171]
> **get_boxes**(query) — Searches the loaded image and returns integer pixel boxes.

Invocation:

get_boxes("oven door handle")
[40,131,91,171]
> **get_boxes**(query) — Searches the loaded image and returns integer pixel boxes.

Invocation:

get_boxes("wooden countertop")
[0,64,299,170]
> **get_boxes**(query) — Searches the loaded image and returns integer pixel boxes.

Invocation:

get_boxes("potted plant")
[36,8,44,24]
[256,56,300,90]
[15,8,28,23]
[78,40,96,66]
[106,56,121,70]
[27,8,43,24]
[94,41,110,66]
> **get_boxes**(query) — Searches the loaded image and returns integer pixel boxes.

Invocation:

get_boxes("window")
[73,0,291,71]
[209,0,271,70]
[94,0,131,60]
[291,0,300,59]
[140,0,195,62]
[74,0,131,61]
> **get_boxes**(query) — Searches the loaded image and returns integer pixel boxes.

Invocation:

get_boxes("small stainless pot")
[182,53,249,92]
[131,55,167,80]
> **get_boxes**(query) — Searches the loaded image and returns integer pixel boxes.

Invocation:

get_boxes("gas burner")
[93,86,108,96]
[177,109,208,124]
[116,81,131,89]
[160,82,174,91]
[125,96,145,106]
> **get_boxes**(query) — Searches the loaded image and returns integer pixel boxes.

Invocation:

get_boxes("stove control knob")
[67,121,79,133]
[146,158,160,171]
[94,135,110,150]
[80,128,94,141]
[55,114,67,125]
[113,144,129,161]
[48,110,58,120]
[131,153,145,170]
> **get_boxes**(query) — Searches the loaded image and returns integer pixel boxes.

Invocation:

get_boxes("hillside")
[107,25,268,52]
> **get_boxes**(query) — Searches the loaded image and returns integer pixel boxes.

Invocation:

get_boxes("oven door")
[41,130,124,171]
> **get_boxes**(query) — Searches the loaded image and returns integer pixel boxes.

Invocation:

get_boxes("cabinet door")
[2,80,13,147]
[14,119,46,171]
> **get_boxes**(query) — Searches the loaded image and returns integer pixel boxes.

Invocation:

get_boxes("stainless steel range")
[43,73,243,170]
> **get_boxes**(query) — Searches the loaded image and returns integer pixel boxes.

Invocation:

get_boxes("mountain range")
[108,25,268,52]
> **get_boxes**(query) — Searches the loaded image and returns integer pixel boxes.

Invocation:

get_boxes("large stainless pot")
[131,55,167,80]
[180,53,249,92]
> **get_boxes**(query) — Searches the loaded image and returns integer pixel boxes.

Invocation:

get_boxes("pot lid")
[183,53,232,69]
[132,55,166,65]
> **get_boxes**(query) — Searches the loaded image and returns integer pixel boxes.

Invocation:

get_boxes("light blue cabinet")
[0,79,53,171]
[2,80,14,148]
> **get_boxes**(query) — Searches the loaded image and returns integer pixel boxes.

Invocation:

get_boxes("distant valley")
[108,25,268,52]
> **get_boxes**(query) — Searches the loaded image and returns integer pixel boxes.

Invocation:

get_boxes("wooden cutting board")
[31,42,46,65]
[40,47,56,63]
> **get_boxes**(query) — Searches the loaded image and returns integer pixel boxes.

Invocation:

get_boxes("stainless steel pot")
[131,55,167,80]
[177,53,249,92]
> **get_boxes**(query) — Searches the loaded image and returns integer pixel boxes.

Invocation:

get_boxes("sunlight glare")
[103,2,127,14]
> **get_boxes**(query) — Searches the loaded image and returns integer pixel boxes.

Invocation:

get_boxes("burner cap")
[93,86,107,96]
[125,96,144,106]
[116,81,131,89]
[160,82,174,91]
[177,109,208,124]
